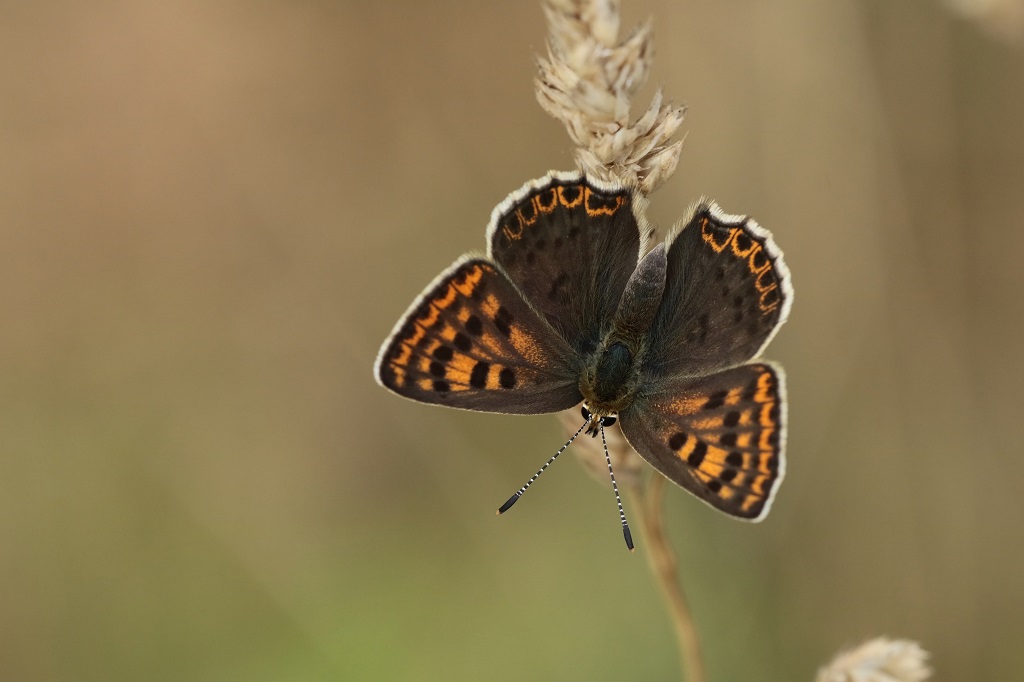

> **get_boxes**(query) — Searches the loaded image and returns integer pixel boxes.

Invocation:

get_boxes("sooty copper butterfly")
[375,171,792,549]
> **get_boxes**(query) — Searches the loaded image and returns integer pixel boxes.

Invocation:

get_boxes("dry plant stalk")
[538,1,703,679]
[536,2,932,681]
[555,412,705,681]
[631,473,706,682]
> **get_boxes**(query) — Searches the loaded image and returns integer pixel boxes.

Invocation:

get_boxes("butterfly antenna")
[497,417,591,515]
[600,421,635,552]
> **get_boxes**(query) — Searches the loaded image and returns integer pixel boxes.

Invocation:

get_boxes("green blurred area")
[2,1,1023,679]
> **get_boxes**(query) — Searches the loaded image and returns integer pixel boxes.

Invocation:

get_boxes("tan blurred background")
[2,1,1022,680]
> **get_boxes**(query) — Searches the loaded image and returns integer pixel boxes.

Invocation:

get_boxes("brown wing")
[619,363,786,520]
[375,256,583,414]
[487,172,646,357]
[644,201,792,379]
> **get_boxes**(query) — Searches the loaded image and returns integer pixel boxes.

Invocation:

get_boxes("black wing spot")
[720,433,738,447]
[494,306,513,337]
[432,380,450,392]
[433,345,453,361]
[751,249,767,270]
[707,479,722,493]
[453,332,472,352]
[561,185,581,204]
[397,322,416,343]
[499,367,517,389]
[465,315,484,336]
[743,382,759,401]
[703,391,727,410]
[470,280,485,300]
[687,441,707,467]
[726,451,744,467]
[429,361,446,378]
[669,432,688,450]
[724,411,741,427]
[587,193,619,212]
[469,361,490,389]
[720,468,738,483]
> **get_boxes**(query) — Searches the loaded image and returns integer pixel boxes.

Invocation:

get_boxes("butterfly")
[374,172,792,549]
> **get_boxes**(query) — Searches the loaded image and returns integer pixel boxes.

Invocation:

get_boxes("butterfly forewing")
[487,173,645,356]
[620,363,786,520]
[375,257,583,414]
[645,202,792,379]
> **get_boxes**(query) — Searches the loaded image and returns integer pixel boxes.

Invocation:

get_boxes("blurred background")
[2,1,1022,680]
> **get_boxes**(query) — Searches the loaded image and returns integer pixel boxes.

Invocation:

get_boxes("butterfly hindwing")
[375,256,583,414]
[644,201,792,378]
[487,172,645,356]
[619,363,786,520]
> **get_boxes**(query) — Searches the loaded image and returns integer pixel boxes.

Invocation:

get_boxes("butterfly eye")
[581,405,592,420]
[600,415,617,427]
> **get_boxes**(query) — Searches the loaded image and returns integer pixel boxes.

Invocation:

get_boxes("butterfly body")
[376,171,792,522]
[580,243,667,417]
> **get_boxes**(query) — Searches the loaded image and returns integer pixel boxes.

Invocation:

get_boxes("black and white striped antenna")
[496,406,635,552]
[496,418,590,515]
[598,415,634,551]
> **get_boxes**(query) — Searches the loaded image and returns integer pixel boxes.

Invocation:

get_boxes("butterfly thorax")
[580,337,644,416]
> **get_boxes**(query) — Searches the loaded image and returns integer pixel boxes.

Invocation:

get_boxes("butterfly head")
[581,404,616,438]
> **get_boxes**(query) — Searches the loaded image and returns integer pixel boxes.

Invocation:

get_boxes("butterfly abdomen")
[613,243,667,337]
